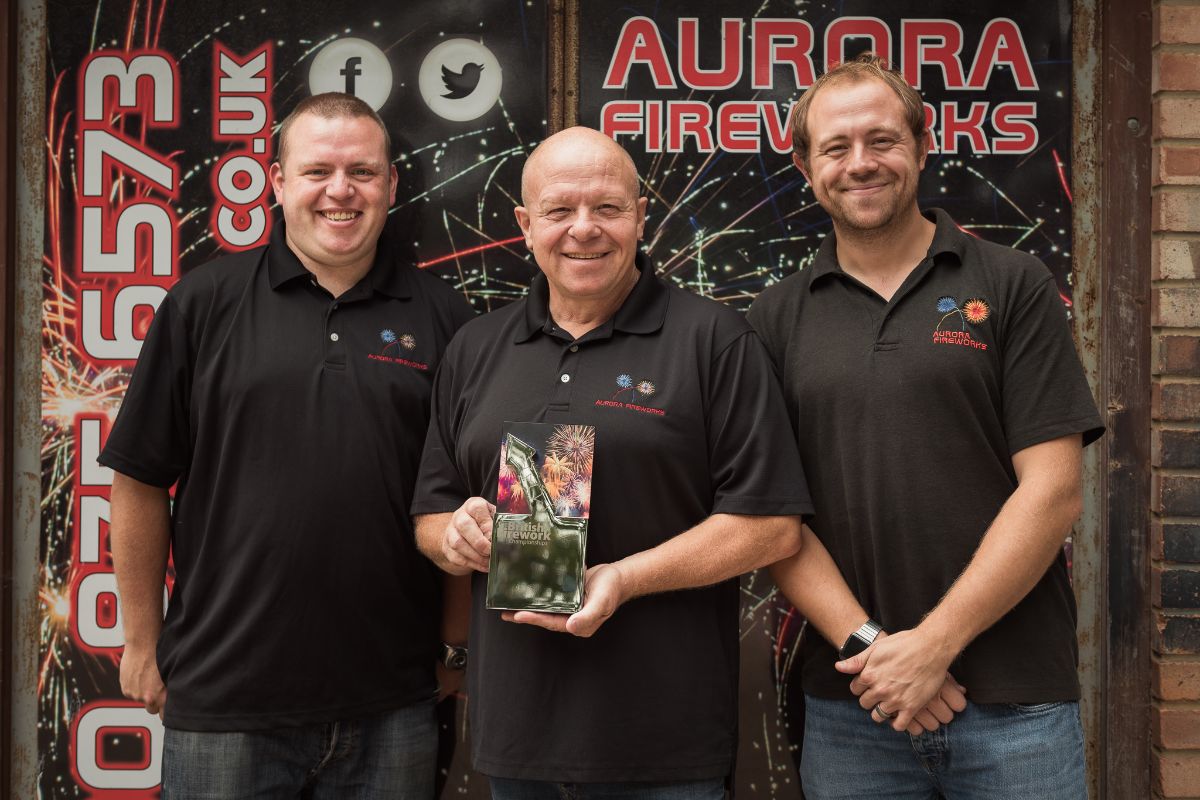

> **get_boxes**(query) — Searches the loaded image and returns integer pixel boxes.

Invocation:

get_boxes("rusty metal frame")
[1,0,16,791]
[1074,0,1153,797]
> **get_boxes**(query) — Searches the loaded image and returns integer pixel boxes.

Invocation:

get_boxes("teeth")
[321,211,360,221]
[565,253,604,259]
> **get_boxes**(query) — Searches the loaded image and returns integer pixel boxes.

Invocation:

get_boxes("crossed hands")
[835,629,968,735]
[437,497,627,637]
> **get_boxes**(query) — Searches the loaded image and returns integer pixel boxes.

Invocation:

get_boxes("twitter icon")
[420,39,503,122]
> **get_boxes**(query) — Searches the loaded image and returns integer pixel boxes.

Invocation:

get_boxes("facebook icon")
[340,56,363,94]
[309,38,393,111]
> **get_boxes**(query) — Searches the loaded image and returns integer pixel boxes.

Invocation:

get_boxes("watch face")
[838,635,871,661]
[443,646,468,670]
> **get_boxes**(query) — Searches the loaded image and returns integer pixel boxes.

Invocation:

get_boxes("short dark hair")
[277,92,391,166]
[790,53,927,166]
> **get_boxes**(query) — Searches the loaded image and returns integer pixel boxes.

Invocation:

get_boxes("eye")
[824,145,847,157]
[304,168,329,177]
[352,167,376,177]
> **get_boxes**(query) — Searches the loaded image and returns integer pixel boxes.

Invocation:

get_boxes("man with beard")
[749,55,1104,799]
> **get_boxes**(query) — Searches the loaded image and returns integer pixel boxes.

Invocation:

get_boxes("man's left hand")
[502,564,626,637]
[836,627,956,732]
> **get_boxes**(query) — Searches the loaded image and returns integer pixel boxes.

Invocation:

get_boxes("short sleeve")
[706,330,814,518]
[1000,275,1105,454]
[98,293,193,487]
[411,340,470,515]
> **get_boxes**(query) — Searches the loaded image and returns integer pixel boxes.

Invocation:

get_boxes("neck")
[287,236,376,299]
[548,265,639,339]
[833,208,936,300]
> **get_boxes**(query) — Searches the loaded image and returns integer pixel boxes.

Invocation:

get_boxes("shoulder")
[405,266,476,325]
[659,283,757,355]
[165,246,264,318]
[442,300,525,357]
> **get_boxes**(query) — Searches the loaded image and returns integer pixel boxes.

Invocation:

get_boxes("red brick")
[1155,749,1200,797]
[1154,287,1200,328]
[1155,706,1200,748]
[1155,190,1200,232]
[1155,240,1200,281]
[1160,6,1200,45]
[1156,96,1200,139]
[1157,475,1200,516]
[1157,659,1200,701]
[1159,146,1200,185]
[1155,382,1200,421]
[1156,335,1200,376]
[1157,52,1200,92]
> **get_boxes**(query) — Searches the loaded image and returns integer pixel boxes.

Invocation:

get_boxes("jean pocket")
[1004,701,1067,715]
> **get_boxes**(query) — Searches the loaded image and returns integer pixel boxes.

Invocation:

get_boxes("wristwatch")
[440,642,468,671]
[838,619,883,660]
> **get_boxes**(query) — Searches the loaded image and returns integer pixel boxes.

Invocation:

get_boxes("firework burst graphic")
[962,298,991,324]
[546,425,594,476]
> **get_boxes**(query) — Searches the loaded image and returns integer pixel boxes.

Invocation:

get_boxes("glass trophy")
[486,422,593,613]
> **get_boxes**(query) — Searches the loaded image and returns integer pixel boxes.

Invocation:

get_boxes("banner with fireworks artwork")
[39,0,545,795]
[37,0,1072,796]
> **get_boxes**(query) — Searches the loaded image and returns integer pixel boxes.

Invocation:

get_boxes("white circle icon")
[309,38,393,111]
[418,39,503,122]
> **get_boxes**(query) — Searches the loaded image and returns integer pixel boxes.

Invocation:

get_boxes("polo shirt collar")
[808,207,967,290]
[515,251,669,343]
[266,220,412,299]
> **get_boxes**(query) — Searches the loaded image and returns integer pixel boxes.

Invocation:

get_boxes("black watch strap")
[838,619,883,660]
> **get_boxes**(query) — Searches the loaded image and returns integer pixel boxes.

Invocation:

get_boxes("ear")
[917,131,931,171]
[388,164,399,206]
[514,206,534,250]
[635,196,648,240]
[269,161,285,204]
[792,152,811,184]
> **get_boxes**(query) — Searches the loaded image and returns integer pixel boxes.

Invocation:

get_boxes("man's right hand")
[120,643,167,716]
[439,497,496,574]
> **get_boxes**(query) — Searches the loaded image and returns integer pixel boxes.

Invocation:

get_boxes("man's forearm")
[110,473,171,648]
[770,524,870,648]
[613,513,803,602]
[916,435,1084,660]
[415,512,458,572]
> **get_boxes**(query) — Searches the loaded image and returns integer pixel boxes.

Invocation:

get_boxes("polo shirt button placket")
[552,340,581,407]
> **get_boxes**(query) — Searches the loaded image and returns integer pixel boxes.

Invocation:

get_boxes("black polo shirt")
[99,222,475,731]
[412,254,812,782]
[748,208,1104,705]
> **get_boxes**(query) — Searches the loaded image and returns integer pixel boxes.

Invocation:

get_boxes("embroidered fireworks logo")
[379,328,417,353]
[933,296,991,350]
[369,329,428,369]
[596,373,665,416]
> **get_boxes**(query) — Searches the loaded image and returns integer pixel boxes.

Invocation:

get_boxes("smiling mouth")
[319,210,362,221]
[564,252,608,260]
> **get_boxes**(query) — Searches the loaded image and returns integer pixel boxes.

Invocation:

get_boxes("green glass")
[487,429,589,613]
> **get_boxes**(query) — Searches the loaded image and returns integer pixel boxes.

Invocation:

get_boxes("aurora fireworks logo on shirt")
[594,372,665,416]
[932,296,991,351]
[367,328,429,369]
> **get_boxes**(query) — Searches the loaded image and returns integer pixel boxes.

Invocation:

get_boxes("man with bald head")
[413,127,810,797]
[102,92,474,797]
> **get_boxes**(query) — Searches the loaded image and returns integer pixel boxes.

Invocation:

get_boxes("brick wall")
[1153,2,1200,797]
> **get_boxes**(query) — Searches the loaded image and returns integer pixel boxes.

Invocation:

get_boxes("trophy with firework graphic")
[487,422,594,613]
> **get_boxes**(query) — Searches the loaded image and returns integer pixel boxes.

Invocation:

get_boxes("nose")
[567,210,600,241]
[325,170,355,199]
[845,143,878,176]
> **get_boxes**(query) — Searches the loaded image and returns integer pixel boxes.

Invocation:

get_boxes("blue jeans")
[161,699,437,799]
[801,695,1087,800]
[489,778,726,800]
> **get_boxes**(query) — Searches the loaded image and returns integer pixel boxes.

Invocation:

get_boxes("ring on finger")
[873,704,896,720]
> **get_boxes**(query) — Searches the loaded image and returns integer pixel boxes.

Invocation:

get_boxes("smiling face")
[269,112,398,275]
[797,77,927,236]
[514,128,647,308]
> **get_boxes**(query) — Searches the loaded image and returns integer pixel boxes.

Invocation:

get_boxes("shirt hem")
[163,685,436,732]
[474,756,731,783]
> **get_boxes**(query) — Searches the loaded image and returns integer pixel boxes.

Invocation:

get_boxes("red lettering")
[901,20,966,89]
[679,18,742,90]
[667,102,714,153]
[604,17,676,89]
[751,19,816,89]
[967,18,1038,90]
[763,102,793,154]
[601,101,645,144]
[940,101,990,154]
[992,102,1038,154]
[824,17,892,71]
[717,102,761,152]
[646,100,663,152]
[923,103,940,153]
